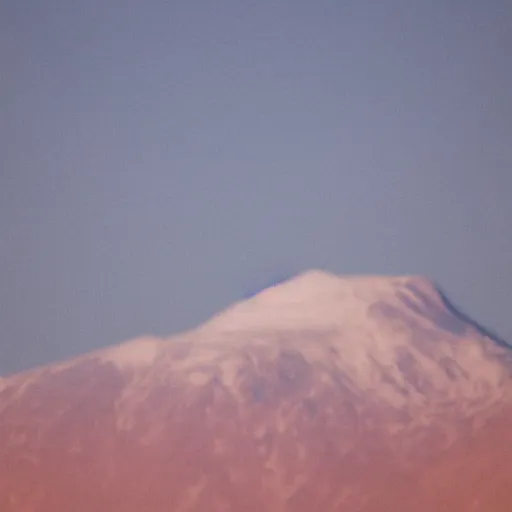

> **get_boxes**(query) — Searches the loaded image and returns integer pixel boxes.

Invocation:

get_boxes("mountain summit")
[203,269,456,332]
[1,270,512,511]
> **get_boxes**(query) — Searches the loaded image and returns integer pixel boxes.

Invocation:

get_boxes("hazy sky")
[1,0,511,375]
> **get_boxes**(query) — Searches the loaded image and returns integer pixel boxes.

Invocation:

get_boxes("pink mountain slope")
[1,270,512,511]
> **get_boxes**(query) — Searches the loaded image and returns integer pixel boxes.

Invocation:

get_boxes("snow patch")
[98,336,161,369]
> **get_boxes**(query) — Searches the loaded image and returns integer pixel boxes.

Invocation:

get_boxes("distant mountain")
[1,270,512,511]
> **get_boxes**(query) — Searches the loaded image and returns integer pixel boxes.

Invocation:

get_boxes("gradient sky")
[1,0,511,375]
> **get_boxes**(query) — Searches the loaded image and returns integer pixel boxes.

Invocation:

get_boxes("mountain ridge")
[1,270,444,379]
[2,270,509,412]
[1,270,512,511]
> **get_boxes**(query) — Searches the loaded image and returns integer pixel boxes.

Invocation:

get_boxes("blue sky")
[1,0,511,374]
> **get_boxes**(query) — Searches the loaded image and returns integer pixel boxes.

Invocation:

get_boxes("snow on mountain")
[1,270,512,511]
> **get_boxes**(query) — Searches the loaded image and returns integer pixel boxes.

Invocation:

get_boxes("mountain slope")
[1,270,511,511]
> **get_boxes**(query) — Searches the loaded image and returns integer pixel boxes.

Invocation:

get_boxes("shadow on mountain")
[438,288,511,349]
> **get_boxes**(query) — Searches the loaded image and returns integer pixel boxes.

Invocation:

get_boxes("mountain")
[1,270,512,511]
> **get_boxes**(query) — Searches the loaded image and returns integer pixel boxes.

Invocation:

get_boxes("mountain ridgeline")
[1,270,511,511]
